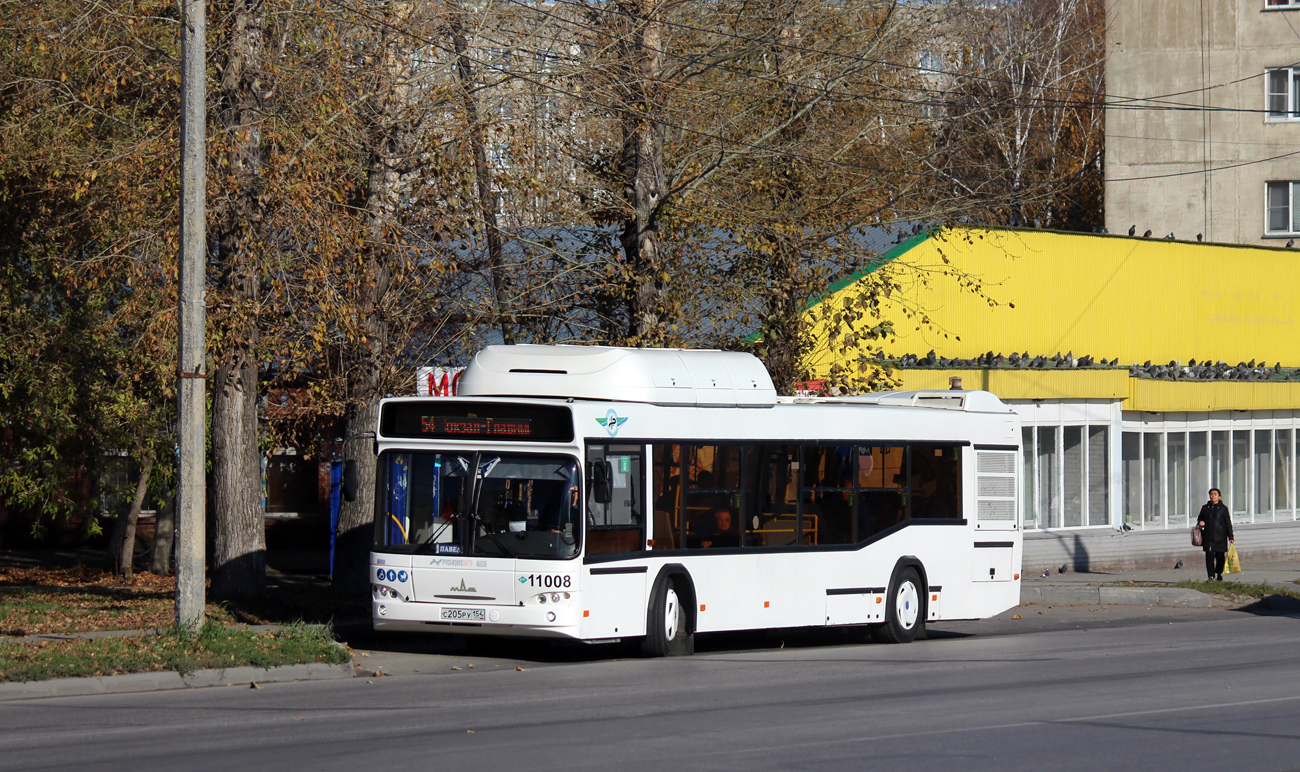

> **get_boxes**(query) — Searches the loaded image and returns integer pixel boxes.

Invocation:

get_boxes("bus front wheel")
[877,567,925,644]
[641,577,693,657]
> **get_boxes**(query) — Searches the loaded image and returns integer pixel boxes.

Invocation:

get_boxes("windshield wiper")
[465,454,516,558]
[412,517,456,553]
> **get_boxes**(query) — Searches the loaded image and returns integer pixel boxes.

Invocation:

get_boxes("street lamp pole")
[176,0,207,629]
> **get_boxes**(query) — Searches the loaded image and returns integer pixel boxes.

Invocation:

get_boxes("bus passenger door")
[583,443,649,639]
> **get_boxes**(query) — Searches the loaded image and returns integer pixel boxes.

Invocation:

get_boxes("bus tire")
[641,576,693,657]
[877,567,925,644]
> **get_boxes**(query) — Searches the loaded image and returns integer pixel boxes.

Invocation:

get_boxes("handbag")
[1192,525,1203,547]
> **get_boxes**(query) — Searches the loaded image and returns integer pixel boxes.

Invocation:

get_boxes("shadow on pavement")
[335,620,973,665]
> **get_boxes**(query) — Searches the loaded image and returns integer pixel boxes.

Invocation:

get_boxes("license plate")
[441,608,485,621]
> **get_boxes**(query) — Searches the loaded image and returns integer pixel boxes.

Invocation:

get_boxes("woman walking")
[1197,488,1234,581]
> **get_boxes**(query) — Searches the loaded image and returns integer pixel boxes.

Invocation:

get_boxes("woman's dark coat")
[1198,501,1234,552]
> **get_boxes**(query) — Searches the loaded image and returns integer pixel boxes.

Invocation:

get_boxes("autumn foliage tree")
[0,0,180,569]
[0,0,1105,590]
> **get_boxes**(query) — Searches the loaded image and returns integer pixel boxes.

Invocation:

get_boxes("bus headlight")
[546,612,556,622]
[373,585,405,601]
[530,592,573,606]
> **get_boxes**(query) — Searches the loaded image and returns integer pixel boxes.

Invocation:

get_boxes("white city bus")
[368,345,1022,655]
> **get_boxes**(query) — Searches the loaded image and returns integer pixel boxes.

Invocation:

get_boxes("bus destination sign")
[422,415,532,437]
[380,401,574,442]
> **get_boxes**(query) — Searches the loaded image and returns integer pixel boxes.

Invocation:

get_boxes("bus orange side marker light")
[932,594,938,601]
[764,601,770,608]
[875,597,882,604]
[699,604,706,612]
[583,610,589,617]
[1014,573,1020,580]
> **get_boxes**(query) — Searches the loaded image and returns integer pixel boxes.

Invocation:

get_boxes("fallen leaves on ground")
[0,622,348,682]
[0,566,231,636]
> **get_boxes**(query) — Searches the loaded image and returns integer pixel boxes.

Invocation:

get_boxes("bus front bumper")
[372,599,584,639]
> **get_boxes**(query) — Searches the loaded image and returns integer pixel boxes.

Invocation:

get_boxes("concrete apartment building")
[1105,0,1300,245]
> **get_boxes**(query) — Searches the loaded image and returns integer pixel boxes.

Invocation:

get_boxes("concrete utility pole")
[176,0,207,629]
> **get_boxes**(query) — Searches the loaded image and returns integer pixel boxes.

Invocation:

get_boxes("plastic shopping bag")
[1224,543,1242,574]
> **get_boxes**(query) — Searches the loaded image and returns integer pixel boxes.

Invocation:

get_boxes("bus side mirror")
[590,460,613,505]
[342,460,358,502]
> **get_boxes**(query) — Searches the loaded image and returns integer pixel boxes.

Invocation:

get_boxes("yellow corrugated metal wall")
[804,228,1300,378]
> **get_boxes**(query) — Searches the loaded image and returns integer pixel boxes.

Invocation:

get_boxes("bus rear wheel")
[641,577,693,657]
[877,567,925,644]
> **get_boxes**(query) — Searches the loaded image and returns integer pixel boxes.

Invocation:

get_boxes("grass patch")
[1167,580,1300,600]
[0,621,349,683]
[0,567,232,635]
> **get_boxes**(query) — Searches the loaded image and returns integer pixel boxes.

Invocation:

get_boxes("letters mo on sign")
[416,366,465,397]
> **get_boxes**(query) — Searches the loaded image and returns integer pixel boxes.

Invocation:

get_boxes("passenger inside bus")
[697,506,739,549]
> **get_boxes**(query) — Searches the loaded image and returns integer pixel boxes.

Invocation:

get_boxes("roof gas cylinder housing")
[457,345,778,407]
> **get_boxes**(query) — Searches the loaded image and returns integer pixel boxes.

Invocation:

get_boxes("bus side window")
[586,444,645,556]
[801,446,854,545]
[909,445,963,519]
[684,445,742,549]
[746,445,798,547]
[857,446,907,539]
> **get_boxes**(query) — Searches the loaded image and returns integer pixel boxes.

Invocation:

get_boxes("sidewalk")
[1019,560,1300,609]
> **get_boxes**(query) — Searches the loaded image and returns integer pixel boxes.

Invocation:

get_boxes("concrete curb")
[1020,585,1215,608]
[0,660,353,702]
[1,624,284,644]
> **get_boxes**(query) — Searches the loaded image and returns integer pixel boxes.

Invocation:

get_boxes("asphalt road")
[3,607,1299,772]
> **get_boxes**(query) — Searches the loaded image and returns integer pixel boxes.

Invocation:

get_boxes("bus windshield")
[373,451,581,559]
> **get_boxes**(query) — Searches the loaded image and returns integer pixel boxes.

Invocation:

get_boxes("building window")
[1168,432,1188,528]
[1123,424,1298,529]
[1265,181,1300,234]
[1023,424,1110,529]
[1122,432,1141,528]
[1266,0,1300,8]
[1266,68,1300,119]
[1088,426,1110,527]
[1275,429,1293,514]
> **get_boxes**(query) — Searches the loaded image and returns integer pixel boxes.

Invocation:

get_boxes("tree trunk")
[758,4,809,395]
[451,6,512,344]
[333,0,416,602]
[614,0,668,344]
[761,239,805,395]
[210,353,265,597]
[209,0,268,599]
[109,454,154,580]
[150,482,175,576]
[334,400,380,599]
